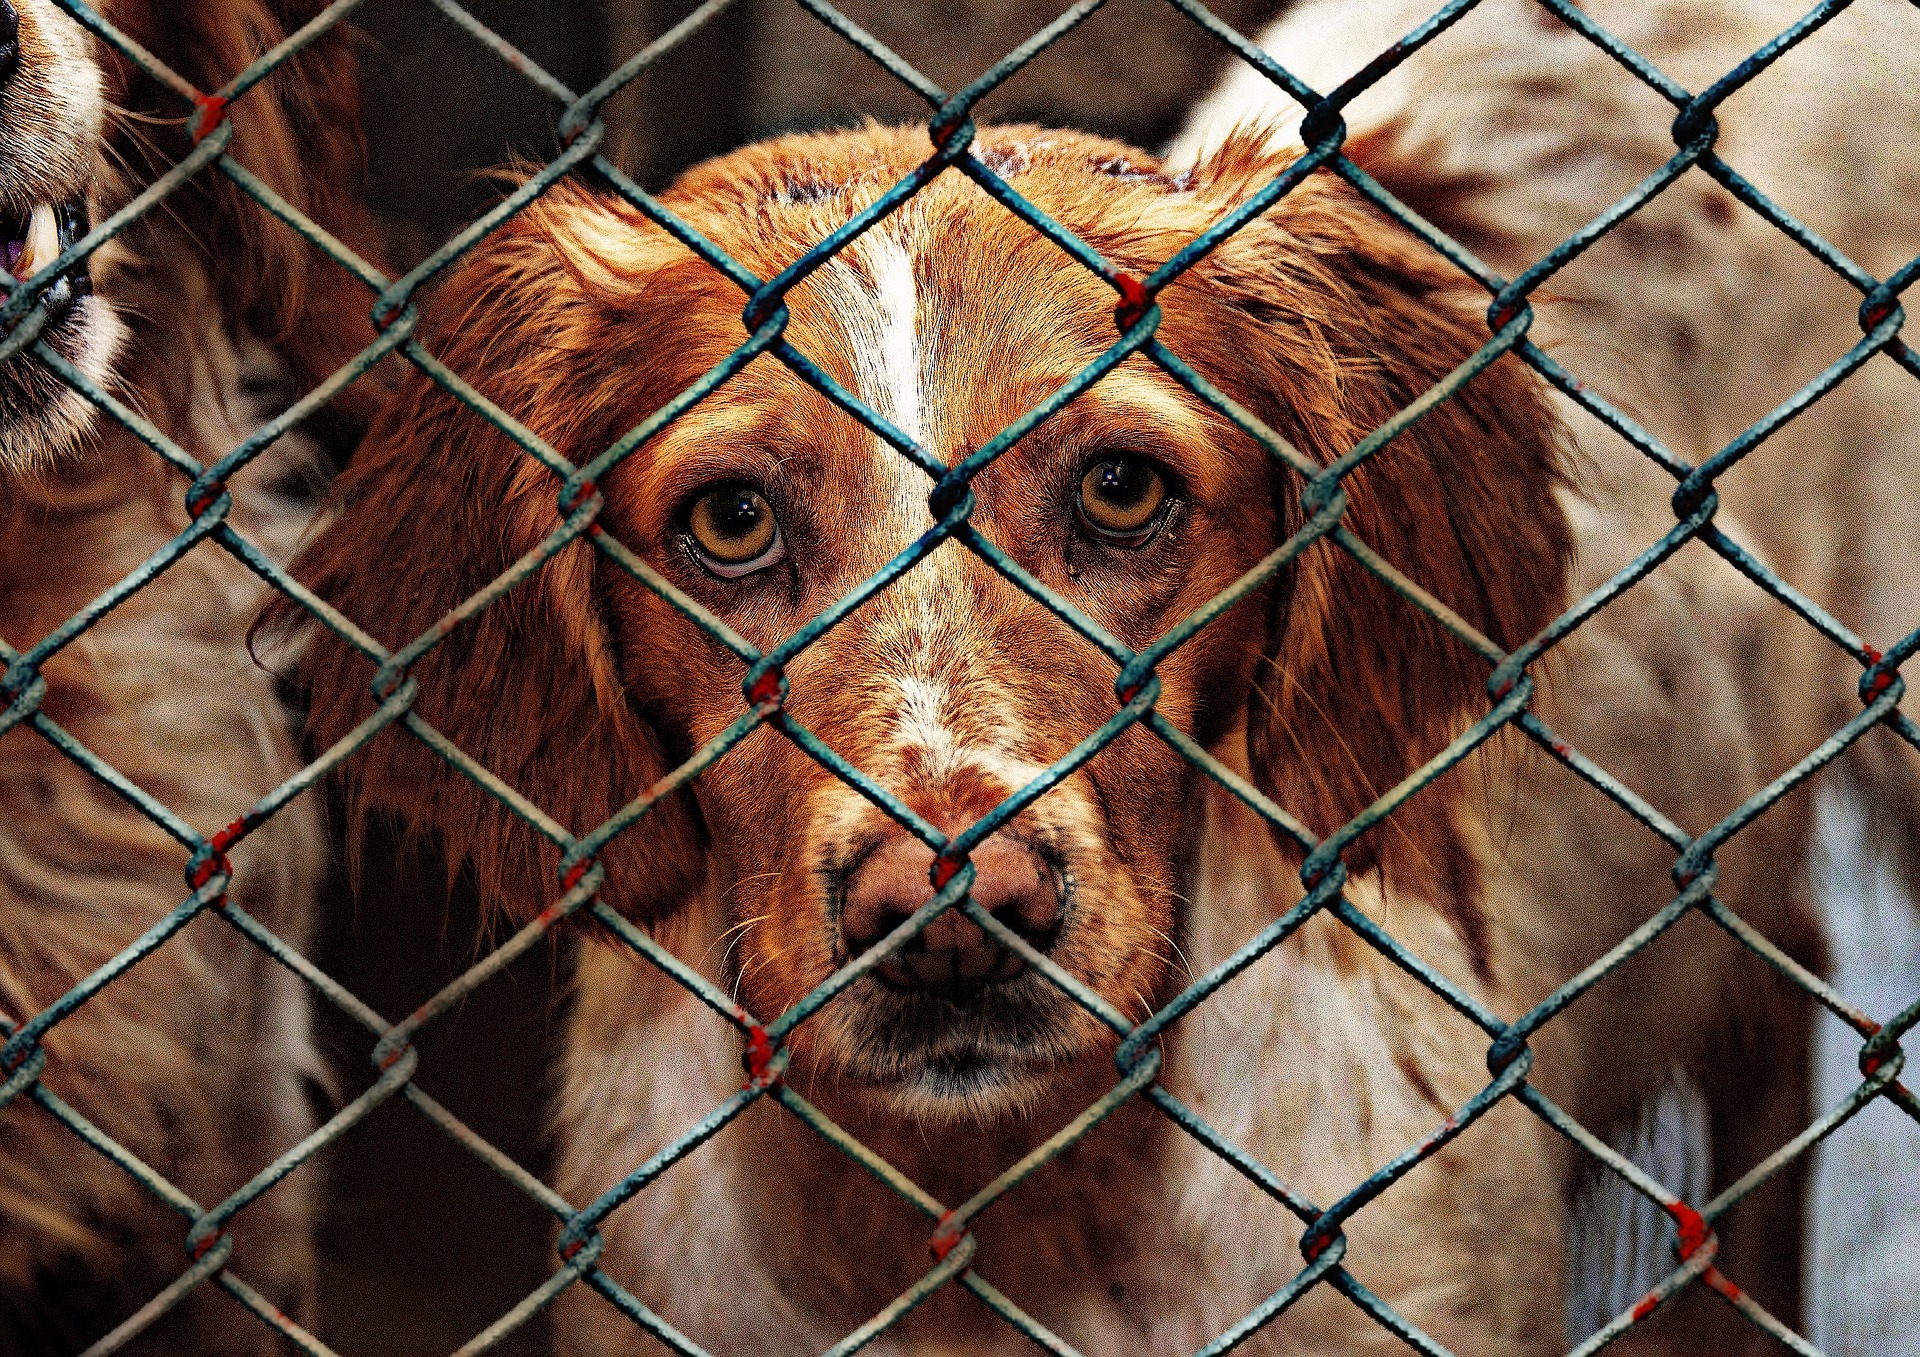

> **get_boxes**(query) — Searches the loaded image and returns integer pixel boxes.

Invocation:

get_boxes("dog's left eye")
[686,483,785,578]
[1077,455,1171,544]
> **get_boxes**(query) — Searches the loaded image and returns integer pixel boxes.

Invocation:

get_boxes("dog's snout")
[841,835,1061,995]
[0,4,18,87]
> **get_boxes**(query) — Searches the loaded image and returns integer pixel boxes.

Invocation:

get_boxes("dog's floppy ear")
[100,0,384,425]
[289,181,715,924]
[1182,150,1573,892]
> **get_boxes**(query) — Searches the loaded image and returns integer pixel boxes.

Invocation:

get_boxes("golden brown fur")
[284,114,1832,1353]
[0,2,378,1349]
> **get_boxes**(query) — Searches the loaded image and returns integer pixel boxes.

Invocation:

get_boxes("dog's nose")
[0,4,18,87]
[841,834,1061,995]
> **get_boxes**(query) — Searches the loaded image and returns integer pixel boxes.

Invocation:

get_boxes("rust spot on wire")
[747,666,786,708]
[929,1212,964,1260]
[561,856,598,893]
[743,1023,781,1090]
[1113,273,1152,331]
[1670,1202,1711,1260]
[561,478,598,516]
[931,852,966,891]
[189,93,230,142]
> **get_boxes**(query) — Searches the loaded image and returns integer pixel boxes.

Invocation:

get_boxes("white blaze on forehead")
[814,230,926,446]
[820,228,1043,780]
[867,238,924,448]
[814,229,930,532]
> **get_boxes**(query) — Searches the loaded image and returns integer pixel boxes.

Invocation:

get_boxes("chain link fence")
[0,0,1916,1352]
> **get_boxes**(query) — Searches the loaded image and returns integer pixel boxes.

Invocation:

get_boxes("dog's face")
[590,201,1280,1116]
[300,126,1571,1123]
[0,0,119,472]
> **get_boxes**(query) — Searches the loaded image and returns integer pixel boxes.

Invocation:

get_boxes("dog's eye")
[1077,456,1170,544]
[687,483,784,577]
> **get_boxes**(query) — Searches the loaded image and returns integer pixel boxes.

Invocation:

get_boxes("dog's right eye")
[686,483,785,578]
[1077,454,1171,545]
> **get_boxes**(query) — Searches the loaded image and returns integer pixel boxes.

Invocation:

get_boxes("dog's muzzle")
[839,833,1066,1002]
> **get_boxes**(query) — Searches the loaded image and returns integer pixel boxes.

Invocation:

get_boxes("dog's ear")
[1180,150,1573,892]
[100,0,385,425]
[289,181,715,924]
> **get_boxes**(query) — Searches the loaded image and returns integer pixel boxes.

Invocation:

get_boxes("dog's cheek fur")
[288,183,728,927]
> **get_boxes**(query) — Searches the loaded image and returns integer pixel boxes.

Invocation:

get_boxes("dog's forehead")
[651,130,1225,438]
[766,203,1136,461]
[629,129,1239,527]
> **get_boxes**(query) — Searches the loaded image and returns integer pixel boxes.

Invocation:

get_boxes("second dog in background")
[0,0,380,1349]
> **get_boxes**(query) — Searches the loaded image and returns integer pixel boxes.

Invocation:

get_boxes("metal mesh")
[0,0,1915,1352]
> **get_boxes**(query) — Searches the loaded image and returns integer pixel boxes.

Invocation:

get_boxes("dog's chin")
[829,975,1100,1128]
[0,292,121,474]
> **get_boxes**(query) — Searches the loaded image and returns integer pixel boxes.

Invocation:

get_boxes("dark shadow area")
[357,0,612,262]
[309,814,561,1355]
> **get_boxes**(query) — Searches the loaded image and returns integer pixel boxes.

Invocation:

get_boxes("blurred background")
[356,0,1283,265]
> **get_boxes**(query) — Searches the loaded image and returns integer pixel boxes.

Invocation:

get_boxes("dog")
[0,1,378,1350]
[282,39,1881,1340]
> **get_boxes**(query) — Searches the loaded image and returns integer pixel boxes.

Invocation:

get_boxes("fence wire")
[0,0,1915,1353]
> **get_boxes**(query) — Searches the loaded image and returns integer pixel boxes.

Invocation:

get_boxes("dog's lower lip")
[843,972,1072,1096]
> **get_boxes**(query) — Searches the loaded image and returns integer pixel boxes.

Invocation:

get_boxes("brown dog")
[295,120,1825,1354]
[0,2,378,1350]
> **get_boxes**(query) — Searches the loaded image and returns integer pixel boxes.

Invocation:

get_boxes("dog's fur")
[0,2,377,1350]
[1182,5,1920,1335]
[1176,0,1920,889]
[288,73,1857,1352]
